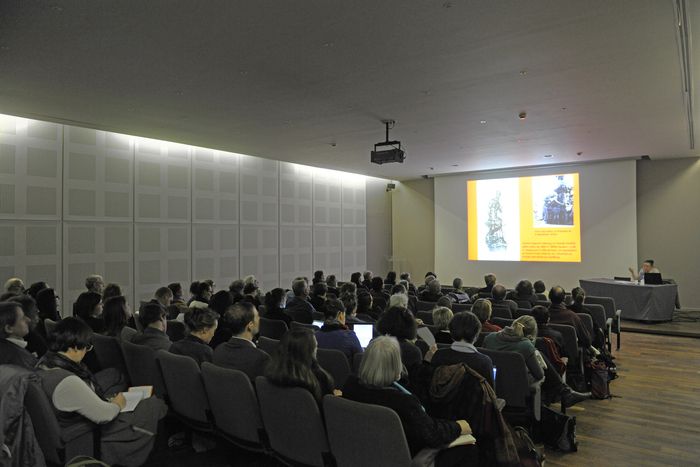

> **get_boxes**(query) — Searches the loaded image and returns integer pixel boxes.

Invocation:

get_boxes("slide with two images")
[467,173,580,262]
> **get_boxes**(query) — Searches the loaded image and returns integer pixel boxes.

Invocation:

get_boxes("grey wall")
[432,160,638,291]
[391,178,435,280]
[637,158,700,309]
[365,178,392,277]
[0,114,368,313]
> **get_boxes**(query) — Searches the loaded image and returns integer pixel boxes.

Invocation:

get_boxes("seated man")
[478,273,496,295]
[471,299,501,333]
[341,293,365,324]
[548,286,592,349]
[399,272,417,295]
[489,284,518,315]
[131,303,172,351]
[212,301,270,380]
[285,279,316,324]
[450,278,471,304]
[0,301,37,369]
[85,274,105,295]
[431,311,494,386]
[309,282,328,315]
[315,298,362,361]
[418,279,443,303]
[628,259,660,282]
[533,280,548,301]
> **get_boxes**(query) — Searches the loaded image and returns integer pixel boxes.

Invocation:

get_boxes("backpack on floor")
[589,360,611,399]
[511,426,545,467]
[538,406,578,452]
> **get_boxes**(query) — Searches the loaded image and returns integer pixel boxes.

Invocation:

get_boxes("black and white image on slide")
[532,174,575,227]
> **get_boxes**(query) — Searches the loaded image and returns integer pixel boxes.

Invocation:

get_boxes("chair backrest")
[166,320,186,342]
[491,306,513,319]
[585,296,616,321]
[475,332,492,347]
[121,340,166,396]
[548,323,579,360]
[290,321,320,331]
[156,350,211,426]
[514,308,533,319]
[316,348,351,388]
[352,352,364,374]
[44,318,58,336]
[121,326,137,341]
[323,395,412,467]
[478,292,492,299]
[452,302,472,312]
[492,317,513,328]
[583,303,607,330]
[516,300,533,309]
[478,348,530,408]
[201,363,265,448]
[257,336,280,355]
[255,376,330,467]
[415,300,435,312]
[23,375,69,464]
[92,334,130,384]
[535,300,551,308]
[416,310,434,324]
[259,317,288,340]
[576,313,594,339]
[312,311,325,321]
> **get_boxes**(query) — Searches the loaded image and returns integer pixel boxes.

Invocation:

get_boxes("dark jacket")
[170,334,213,366]
[314,322,362,361]
[418,290,443,303]
[309,295,327,315]
[0,338,38,370]
[506,292,538,308]
[549,303,592,348]
[130,327,172,352]
[431,347,494,387]
[0,365,45,467]
[537,325,566,357]
[342,375,461,456]
[26,329,48,358]
[434,330,454,345]
[263,307,292,326]
[285,297,315,324]
[490,298,518,315]
[212,337,270,381]
[399,340,423,370]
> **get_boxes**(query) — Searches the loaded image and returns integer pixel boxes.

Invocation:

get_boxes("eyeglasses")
[86,344,94,352]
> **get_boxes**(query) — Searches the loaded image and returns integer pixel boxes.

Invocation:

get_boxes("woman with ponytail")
[482,315,589,408]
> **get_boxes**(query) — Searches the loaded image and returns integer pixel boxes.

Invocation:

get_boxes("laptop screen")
[353,324,374,349]
[312,320,324,329]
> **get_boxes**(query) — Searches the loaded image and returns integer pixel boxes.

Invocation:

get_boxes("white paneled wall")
[0,114,368,314]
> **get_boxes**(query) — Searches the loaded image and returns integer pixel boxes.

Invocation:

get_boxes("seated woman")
[314,298,362,361]
[103,295,132,339]
[507,280,539,308]
[471,299,501,333]
[482,315,588,408]
[343,336,477,467]
[73,292,105,333]
[377,306,426,370]
[170,307,219,365]
[431,312,493,386]
[37,318,167,467]
[262,287,292,326]
[432,306,454,345]
[265,327,335,402]
[36,287,61,324]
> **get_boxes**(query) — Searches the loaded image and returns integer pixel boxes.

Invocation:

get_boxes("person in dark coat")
[285,279,316,324]
[73,292,106,334]
[213,301,269,380]
[548,286,592,348]
[262,288,292,326]
[170,308,219,366]
[0,302,38,369]
[314,298,362,361]
[309,282,328,315]
[131,303,172,351]
[343,336,477,467]
[9,294,48,357]
[36,287,61,323]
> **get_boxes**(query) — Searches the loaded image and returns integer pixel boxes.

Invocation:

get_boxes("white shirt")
[7,337,28,349]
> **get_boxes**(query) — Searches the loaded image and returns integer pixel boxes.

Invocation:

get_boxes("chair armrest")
[615,309,621,318]
[529,378,544,421]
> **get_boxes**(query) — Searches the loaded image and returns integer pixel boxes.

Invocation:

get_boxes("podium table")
[579,278,677,322]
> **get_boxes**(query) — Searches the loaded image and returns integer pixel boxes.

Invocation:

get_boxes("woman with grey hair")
[343,336,477,466]
[432,306,454,344]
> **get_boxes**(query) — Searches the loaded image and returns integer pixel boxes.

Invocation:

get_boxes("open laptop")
[644,272,663,285]
[352,324,374,349]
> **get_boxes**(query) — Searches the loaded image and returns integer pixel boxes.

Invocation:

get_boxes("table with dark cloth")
[579,278,677,322]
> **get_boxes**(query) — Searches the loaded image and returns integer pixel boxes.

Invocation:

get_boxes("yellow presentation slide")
[467,173,581,262]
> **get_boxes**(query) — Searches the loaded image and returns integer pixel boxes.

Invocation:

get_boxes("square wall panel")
[279,162,313,228]
[135,139,190,223]
[313,226,341,278]
[64,126,133,221]
[280,226,312,288]
[0,116,62,219]
[312,170,342,229]
[240,224,278,289]
[63,222,134,308]
[193,224,239,287]
[239,155,278,226]
[342,178,366,228]
[192,148,239,223]
[0,220,61,310]
[342,227,367,279]
[134,224,190,303]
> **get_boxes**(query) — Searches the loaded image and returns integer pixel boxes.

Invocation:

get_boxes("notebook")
[416,326,436,348]
[447,433,476,447]
[120,386,153,413]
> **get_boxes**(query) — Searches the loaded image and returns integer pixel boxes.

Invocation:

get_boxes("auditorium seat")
[257,336,280,355]
[576,313,595,341]
[475,332,492,347]
[478,348,542,422]
[166,320,186,342]
[548,323,583,374]
[121,341,167,397]
[583,303,607,332]
[316,348,351,388]
[416,300,436,312]
[120,326,137,342]
[259,317,288,340]
[492,317,513,328]
[416,310,434,324]
[514,308,532,319]
[491,306,513,320]
[44,318,58,336]
[291,321,320,331]
[312,311,325,321]
[352,352,364,374]
[157,350,214,432]
[516,300,533,309]
[92,334,130,385]
[585,295,622,350]
[323,395,432,467]
[452,302,472,312]
[255,376,332,467]
[201,363,268,453]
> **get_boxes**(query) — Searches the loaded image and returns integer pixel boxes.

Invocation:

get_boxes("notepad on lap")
[447,434,476,448]
[120,386,153,412]
[416,326,436,347]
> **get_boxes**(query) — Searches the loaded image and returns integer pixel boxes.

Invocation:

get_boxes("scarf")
[37,351,106,398]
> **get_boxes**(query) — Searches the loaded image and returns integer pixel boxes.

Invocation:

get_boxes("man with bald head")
[489,284,517,315]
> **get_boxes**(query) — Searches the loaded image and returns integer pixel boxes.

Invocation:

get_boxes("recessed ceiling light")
[544,154,553,158]
[519,112,527,120]
[577,151,583,156]
[519,69,527,76]
[480,120,487,124]
[452,164,459,167]
[323,42,334,47]
[561,107,567,111]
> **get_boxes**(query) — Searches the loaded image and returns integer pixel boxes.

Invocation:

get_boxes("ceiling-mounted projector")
[371,120,405,165]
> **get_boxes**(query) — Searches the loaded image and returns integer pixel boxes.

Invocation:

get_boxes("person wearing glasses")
[37,317,167,467]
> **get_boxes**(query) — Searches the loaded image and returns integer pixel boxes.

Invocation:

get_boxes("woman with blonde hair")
[482,315,589,408]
